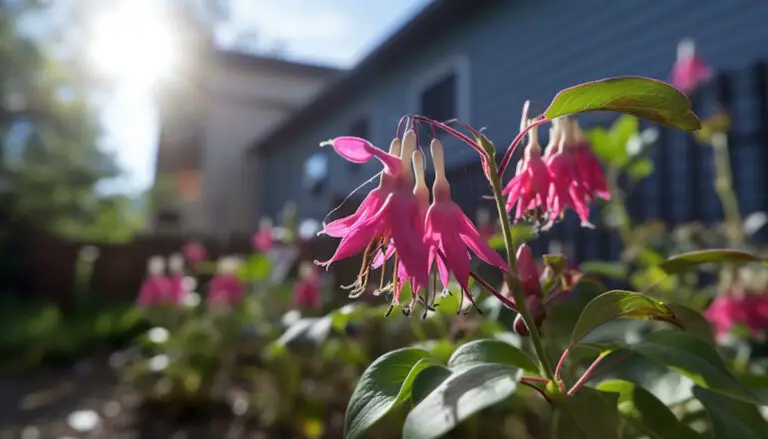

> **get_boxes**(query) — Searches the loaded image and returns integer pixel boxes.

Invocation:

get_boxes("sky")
[99,0,431,194]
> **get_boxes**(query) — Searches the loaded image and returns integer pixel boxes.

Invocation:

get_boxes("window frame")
[408,54,471,124]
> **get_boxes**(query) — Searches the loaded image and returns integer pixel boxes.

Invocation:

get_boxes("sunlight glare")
[88,3,179,89]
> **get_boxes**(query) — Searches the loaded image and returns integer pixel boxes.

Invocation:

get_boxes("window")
[347,117,370,172]
[303,152,328,196]
[409,55,470,145]
[419,72,457,124]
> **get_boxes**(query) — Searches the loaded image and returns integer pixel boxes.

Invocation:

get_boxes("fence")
[446,61,768,263]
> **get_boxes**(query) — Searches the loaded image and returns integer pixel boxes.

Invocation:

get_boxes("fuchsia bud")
[513,295,544,336]
[516,244,542,299]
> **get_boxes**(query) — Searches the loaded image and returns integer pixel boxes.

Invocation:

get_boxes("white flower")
[148,256,165,276]
[67,410,100,432]
[147,327,169,344]
[168,253,184,273]
[183,292,201,308]
[148,354,169,372]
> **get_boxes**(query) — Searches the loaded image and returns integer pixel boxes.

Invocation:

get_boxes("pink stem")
[521,375,549,384]
[470,272,518,312]
[567,354,608,397]
[498,117,550,177]
[554,346,571,392]
[411,115,484,155]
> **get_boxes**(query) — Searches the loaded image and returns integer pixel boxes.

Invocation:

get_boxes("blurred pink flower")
[670,39,712,94]
[182,242,207,264]
[138,276,173,307]
[252,220,274,253]
[293,265,323,310]
[168,274,186,304]
[207,274,244,307]
[705,293,768,339]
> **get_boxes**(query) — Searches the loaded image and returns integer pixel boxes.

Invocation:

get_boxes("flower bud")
[516,244,541,298]
[513,295,544,336]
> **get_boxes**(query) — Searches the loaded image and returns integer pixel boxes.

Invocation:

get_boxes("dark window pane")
[420,73,457,123]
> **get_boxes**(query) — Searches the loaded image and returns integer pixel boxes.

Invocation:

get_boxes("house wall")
[199,65,332,238]
[257,0,768,228]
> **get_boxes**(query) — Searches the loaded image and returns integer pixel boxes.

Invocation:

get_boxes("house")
[151,47,340,237]
[248,0,768,260]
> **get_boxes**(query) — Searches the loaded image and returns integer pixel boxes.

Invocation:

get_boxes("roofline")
[249,0,499,155]
[212,50,343,78]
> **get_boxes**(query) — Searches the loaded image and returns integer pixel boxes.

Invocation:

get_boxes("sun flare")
[87,3,179,89]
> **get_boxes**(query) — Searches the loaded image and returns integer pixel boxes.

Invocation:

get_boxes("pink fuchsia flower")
[138,256,173,307]
[502,121,551,222]
[670,38,712,95]
[293,262,323,310]
[704,293,768,340]
[543,119,592,226]
[569,119,610,201]
[207,257,244,308]
[316,130,430,301]
[370,148,432,306]
[182,242,207,265]
[252,218,274,253]
[425,138,508,297]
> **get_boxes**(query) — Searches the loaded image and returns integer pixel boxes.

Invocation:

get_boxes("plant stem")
[487,157,555,380]
[710,133,745,246]
[567,353,608,397]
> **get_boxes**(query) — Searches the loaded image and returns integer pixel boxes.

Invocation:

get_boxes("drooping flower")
[138,256,173,307]
[293,262,323,310]
[207,257,244,308]
[543,119,592,225]
[182,242,207,265]
[569,119,610,201]
[252,218,274,253]
[670,38,712,95]
[503,117,551,222]
[316,130,430,301]
[425,138,508,297]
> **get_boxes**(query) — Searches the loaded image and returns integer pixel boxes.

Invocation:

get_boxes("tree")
[0,2,128,239]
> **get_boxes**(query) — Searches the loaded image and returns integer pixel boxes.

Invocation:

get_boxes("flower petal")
[331,136,401,175]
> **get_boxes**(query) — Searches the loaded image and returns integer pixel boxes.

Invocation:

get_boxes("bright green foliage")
[545,76,701,131]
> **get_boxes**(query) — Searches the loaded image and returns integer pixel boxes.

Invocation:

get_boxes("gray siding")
[257,0,768,224]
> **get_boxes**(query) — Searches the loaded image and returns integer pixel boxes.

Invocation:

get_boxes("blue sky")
[102,0,431,194]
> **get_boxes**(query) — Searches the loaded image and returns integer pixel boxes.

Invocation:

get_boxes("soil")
[0,353,272,439]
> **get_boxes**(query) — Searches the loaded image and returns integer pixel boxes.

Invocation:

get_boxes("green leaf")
[238,254,272,281]
[667,303,716,347]
[544,76,701,131]
[659,249,764,274]
[694,385,768,439]
[447,339,539,373]
[629,330,760,404]
[402,364,520,439]
[627,158,655,183]
[579,261,628,281]
[345,348,437,439]
[570,290,674,344]
[598,379,700,439]
[553,388,621,439]
[411,365,453,405]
